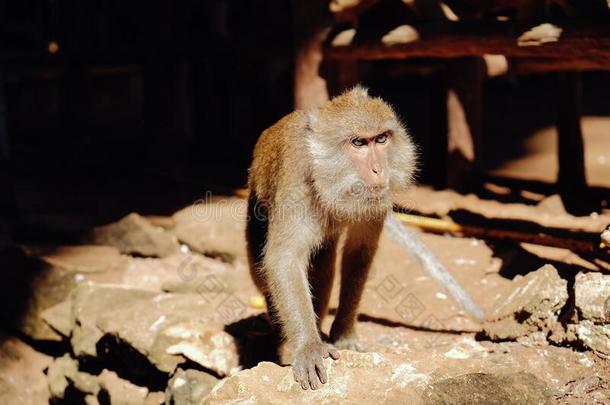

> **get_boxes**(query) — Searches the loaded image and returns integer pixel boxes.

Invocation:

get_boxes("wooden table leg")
[556,72,592,215]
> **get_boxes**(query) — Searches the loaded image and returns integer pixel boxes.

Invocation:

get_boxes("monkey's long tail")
[384,214,485,322]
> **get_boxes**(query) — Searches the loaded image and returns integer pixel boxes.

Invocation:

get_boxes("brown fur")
[246,86,416,390]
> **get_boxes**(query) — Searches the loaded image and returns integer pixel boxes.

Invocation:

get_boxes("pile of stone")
[483,264,610,357]
[0,200,609,404]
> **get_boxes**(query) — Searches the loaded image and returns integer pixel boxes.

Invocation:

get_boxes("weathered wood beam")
[325,21,610,64]
[512,57,610,73]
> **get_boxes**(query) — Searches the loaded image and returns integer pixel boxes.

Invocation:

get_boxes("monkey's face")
[346,130,392,193]
[307,87,417,221]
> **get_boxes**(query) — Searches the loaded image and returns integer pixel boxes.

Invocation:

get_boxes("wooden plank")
[513,57,610,74]
[325,21,610,63]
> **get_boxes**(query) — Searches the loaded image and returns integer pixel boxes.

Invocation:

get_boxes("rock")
[145,215,176,230]
[40,298,73,337]
[145,391,166,405]
[574,272,610,323]
[165,368,220,405]
[47,354,164,405]
[202,350,558,405]
[22,248,258,345]
[92,213,179,258]
[421,372,552,405]
[47,354,100,399]
[202,351,431,404]
[70,283,242,376]
[172,197,248,263]
[85,394,101,405]
[14,245,127,340]
[0,336,52,405]
[203,341,605,404]
[160,324,240,375]
[47,357,71,399]
[557,376,610,404]
[483,265,568,341]
[122,252,257,299]
[574,321,610,356]
[98,369,150,405]
[71,283,158,357]
[27,245,123,272]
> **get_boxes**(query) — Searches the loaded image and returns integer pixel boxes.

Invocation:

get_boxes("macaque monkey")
[246,86,483,391]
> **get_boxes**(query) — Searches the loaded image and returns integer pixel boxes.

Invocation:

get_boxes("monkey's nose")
[371,164,384,175]
[372,169,386,182]
[370,170,387,188]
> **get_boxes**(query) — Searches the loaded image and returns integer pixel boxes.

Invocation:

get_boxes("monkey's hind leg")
[245,193,284,355]
[330,220,383,351]
[246,193,276,325]
[309,237,338,331]
[246,191,269,293]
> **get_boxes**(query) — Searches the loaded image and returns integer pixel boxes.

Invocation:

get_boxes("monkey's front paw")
[292,341,340,390]
[332,336,364,352]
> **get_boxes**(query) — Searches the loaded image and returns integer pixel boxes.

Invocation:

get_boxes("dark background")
[1,1,609,241]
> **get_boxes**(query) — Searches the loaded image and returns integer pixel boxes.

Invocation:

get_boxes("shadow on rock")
[225,314,280,369]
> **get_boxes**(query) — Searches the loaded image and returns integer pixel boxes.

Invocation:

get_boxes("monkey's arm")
[384,214,485,321]
[263,214,339,390]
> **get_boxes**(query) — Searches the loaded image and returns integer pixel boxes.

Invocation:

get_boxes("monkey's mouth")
[349,186,389,202]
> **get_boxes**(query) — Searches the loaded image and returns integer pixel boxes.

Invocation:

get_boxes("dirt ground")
[492,116,610,189]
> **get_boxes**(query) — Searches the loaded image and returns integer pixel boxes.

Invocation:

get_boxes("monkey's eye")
[376,132,390,144]
[351,137,366,147]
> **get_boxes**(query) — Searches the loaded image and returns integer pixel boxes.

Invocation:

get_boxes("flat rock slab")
[14,245,127,340]
[172,197,248,263]
[40,298,73,337]
[31,245,127,273]
[203,342,605,404]
[203,351,432,404]
[122,252,258,300]
[39,250,259,338]
[91,213,179,258]
[70,283,244,376]
[71,283,158,357]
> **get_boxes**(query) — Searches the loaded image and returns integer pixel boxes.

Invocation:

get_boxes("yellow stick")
[394,212,462,233]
